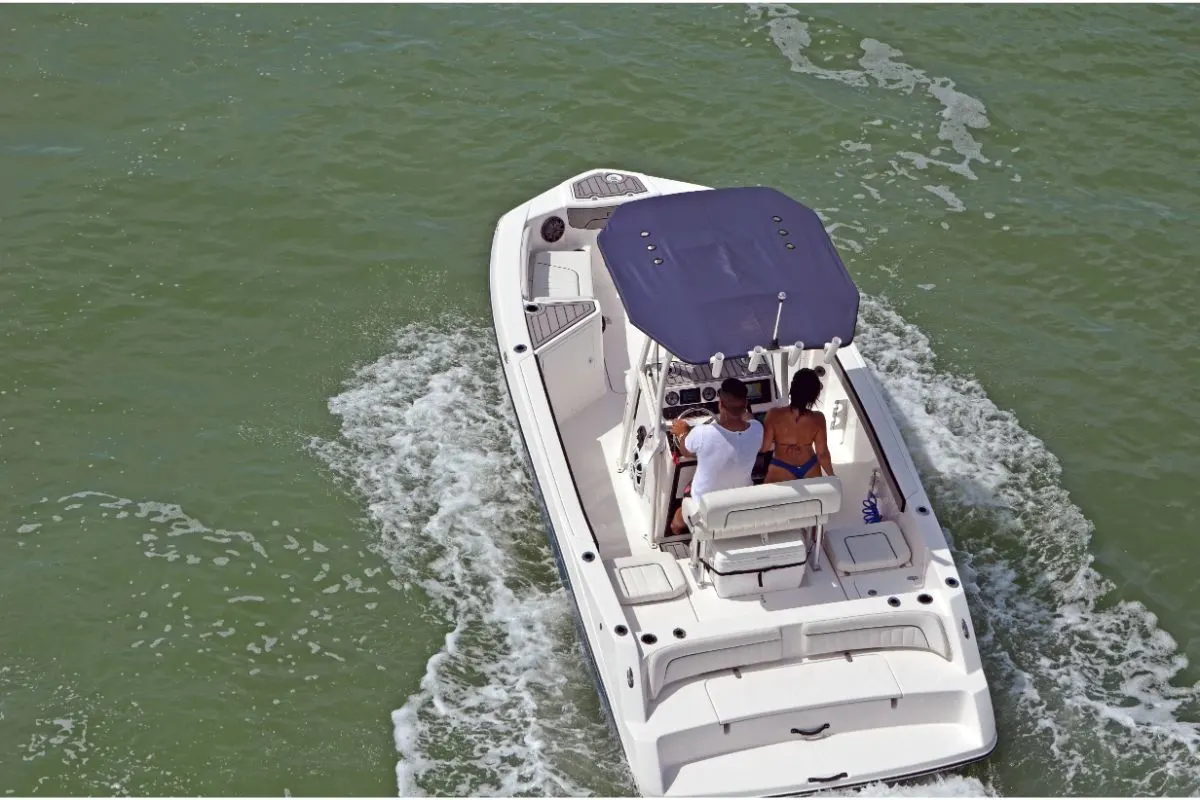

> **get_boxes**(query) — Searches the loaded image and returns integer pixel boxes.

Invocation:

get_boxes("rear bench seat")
[646,611,951,699]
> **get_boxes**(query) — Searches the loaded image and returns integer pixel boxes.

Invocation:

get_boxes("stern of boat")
[628,647,995,796]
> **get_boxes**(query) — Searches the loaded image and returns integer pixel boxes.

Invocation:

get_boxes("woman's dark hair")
[789,368,822,413]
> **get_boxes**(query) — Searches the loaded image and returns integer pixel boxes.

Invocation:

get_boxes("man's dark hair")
[719,377,748,402]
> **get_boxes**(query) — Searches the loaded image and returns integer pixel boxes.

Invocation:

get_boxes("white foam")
[312,321,633,797]
[308,305,1200,796]
[924,184,966,212]
[857,296,1200,794]
[311,298,1200,795]
[748,5,990,183]
[747,2,1011,225]
[824,774,995,797]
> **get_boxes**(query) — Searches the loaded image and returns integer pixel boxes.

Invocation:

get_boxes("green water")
[2,4,1198,796]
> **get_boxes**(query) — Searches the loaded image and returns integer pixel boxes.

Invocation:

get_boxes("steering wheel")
[678,406,716,425]
[671,406,716,448]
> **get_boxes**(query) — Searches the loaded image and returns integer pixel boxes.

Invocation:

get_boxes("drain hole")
[640,633,658,645]
[945,576,960,588]
[513,344,527,354]
[672,628,686,639]
[524,303,539,313]
[917,593,933,605]
[614,625,628,636]
[887,596,901,607]
[581,551,595,563]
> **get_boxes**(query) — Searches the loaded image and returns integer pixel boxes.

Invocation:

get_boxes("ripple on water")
[8,489,397,792]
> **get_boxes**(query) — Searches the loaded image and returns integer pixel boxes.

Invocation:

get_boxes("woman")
[760,368,834,482]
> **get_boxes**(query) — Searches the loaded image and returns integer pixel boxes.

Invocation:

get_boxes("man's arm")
[672,418,698,459]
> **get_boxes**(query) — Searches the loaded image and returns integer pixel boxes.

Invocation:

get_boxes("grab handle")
[790,722,830,737]
[808,772,848,784]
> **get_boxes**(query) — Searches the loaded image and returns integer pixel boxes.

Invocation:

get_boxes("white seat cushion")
[682,477,842,542]
[530,250,593,299]
[647,629,783,698]
[823,521,911,574]
[803,612,950,660]
[608,553,687,605]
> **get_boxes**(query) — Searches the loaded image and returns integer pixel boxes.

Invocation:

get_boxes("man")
[669,377,764,535]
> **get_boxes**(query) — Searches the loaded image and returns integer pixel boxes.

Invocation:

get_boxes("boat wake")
[310,322,635,797]
[858,298,1200,796]
[744,2,1022,247]
[317,306,1199,797]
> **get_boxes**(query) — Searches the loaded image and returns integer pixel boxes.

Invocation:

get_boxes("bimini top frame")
[617,327,848,544]
[597,186,860,365]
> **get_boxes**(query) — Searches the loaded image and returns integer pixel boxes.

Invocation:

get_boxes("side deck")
[559,382,929,636]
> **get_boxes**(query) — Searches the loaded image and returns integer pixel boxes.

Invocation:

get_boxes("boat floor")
[561,391,920,633]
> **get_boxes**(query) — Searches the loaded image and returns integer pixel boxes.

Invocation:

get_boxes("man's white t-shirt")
[685,420,764,498]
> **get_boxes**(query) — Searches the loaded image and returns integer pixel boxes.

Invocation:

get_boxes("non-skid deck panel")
[651,355,773,385]
[527,300,595,350]
[661,541,690,559]
[572,172,649,201]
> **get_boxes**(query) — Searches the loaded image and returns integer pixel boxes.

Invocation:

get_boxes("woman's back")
[768,407,824,452]
[761,368,834,482]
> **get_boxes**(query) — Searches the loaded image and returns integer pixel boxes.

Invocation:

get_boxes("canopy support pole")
[616,334,654,472]
[649,343,674,543]
[769,291,787,350]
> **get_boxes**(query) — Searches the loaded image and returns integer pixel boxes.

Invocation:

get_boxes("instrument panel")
[655,356,775,420]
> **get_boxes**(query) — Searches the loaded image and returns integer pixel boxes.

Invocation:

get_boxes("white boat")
[489,169,996,796]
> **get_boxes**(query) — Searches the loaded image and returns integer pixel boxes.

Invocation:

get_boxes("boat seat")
[647,628,782,699]
[803,612,951,661]
[607,552,687,605]
[530,250,593,300]
[823,521,911,575]
[682,477,842,541]
[682,477,842,571]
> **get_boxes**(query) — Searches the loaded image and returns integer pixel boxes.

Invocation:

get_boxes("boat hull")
[494,332,620,740]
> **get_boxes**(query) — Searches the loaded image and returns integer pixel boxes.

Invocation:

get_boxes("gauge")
[701,386,717,402]
[665,391,679,406]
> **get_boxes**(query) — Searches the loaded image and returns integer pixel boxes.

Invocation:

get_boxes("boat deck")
[560,390,919,634]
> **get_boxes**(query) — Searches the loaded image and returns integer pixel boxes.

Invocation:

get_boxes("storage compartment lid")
[709,529,807,574]
[824,521,911,574]
[530,250,593,299]
[608,555,687,605]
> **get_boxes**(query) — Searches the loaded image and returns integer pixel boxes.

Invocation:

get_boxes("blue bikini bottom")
[770,455,818,480]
